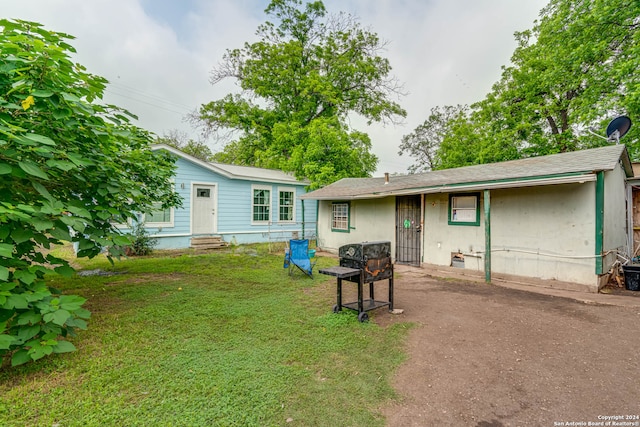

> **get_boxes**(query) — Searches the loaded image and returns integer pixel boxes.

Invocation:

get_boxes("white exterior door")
[192,184,216,235]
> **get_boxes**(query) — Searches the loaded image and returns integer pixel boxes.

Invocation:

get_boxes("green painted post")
[595,172,604,275]
[315,200,320,246]
[484,189,491,283]
[302,199,305,239]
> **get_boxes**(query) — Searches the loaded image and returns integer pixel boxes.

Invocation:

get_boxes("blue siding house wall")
[137,144,316,249]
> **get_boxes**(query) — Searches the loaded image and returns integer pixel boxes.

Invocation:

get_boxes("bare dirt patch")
[369,270,640,426]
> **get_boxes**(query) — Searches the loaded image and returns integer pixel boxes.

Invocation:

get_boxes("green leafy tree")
[157,129,213,162]
[435,95,528,170]
[196,0,406,189]
[0,20,181,366]
[427,0,639,169]
[398,105,467,173]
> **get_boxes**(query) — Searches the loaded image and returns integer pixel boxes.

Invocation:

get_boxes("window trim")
[278,186,296,223]
[144,202,174,228]
[144,180,176,228]
[448,193,480,226]
[331,201,350,233]
[251,184,272,225]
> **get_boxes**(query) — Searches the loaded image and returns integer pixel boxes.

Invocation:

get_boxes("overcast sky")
[3,0,549,175]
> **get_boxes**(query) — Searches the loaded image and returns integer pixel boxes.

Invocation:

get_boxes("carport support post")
[484,189,491,283]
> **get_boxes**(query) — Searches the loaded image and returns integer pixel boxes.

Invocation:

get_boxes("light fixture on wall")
[181,183,185,189]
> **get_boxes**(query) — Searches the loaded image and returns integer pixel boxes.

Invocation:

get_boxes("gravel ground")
[367,267,640,427]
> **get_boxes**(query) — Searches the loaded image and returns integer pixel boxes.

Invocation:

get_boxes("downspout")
[595,171,605,275]
[302,199,305,239]
[484,189,491,283]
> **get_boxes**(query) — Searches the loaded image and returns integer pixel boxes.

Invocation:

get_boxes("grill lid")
[339,241,391,261]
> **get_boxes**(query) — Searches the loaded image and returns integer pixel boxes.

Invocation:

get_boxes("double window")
[252,186,297,223]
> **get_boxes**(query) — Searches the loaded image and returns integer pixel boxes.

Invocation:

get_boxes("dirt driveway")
[373,267,640,427]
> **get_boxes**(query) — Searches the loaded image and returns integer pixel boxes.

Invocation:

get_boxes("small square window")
[449,193,480,226]
[197,188,211,198]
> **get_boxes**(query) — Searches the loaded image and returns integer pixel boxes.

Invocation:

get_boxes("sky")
[3,0,549,176]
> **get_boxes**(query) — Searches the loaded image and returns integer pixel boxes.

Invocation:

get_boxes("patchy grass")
[0,245,411,427]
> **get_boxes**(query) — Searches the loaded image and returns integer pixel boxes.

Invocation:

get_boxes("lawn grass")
[0,245,411,426]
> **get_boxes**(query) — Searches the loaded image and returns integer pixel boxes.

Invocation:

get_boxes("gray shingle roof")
[301,145,632,200]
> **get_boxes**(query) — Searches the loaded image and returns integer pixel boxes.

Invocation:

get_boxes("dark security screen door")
[396,195,421,266]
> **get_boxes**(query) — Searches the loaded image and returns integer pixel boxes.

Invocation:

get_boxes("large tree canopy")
[196,0,406,189]
[0,20,180,366]
[403,0,639,171]
[397,105,468,173]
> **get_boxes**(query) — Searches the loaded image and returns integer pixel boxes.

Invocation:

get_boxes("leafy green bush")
[0,19,180,366]
[125,222,158,256]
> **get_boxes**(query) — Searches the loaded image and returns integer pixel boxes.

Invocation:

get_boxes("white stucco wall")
[316,171,628,290]
[420,183,600,286]
[488,183,596,285]
[422,193,485,268]
[316,197,396,256]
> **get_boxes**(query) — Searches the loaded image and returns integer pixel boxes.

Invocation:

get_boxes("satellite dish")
[606,116,632,143]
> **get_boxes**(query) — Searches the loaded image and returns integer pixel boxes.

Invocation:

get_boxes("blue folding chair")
[284,239,316,277]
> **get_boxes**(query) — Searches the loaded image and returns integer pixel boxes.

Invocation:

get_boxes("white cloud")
[3,0,547,174]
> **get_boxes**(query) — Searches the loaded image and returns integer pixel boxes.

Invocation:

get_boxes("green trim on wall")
[442,171,592,189]
[331,201,351,233]
[448,192,481,226]
[595,171,604,275]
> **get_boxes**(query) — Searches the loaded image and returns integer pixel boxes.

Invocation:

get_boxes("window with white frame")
[331,202,350,232]
[252,186,271,222]
[449,193,480,226]
[144,202,173,226]
[279,188,295,222]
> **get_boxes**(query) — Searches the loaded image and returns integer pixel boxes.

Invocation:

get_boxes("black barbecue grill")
[319,241,394,322]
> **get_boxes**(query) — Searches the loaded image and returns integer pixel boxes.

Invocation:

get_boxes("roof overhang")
[303,172,597,201]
